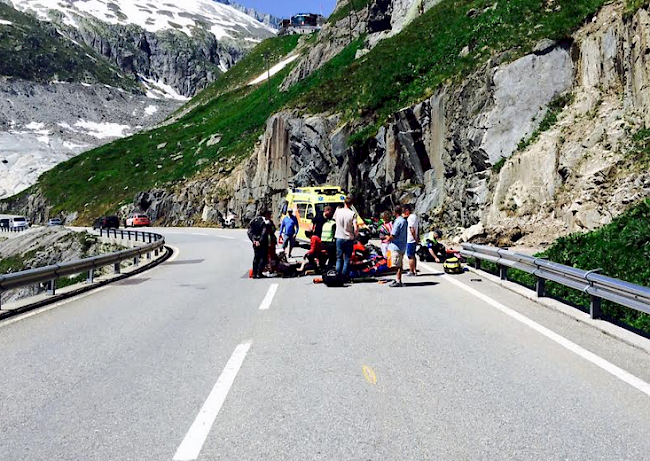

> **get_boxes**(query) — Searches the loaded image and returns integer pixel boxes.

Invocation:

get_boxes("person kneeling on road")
[419,230,446,263]
[299,232,328,274]
[387,205,408,288]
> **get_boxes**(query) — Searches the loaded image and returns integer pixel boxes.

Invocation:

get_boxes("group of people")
[247,196,446,287]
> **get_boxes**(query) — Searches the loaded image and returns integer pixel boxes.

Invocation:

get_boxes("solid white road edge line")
[419,262,650,398]
[0,286,111,329]
[173,340,253,461]
[259,283,279,310]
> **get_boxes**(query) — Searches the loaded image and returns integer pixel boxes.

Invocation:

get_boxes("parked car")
[92,216,120,230]
[125,214,151,227]
[9,216,29,229]
[0,218,9,229]
[48,218,63,226]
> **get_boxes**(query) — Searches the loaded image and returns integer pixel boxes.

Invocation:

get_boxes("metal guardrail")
[461,243,650,320]
[0,228,165,309]
[0,226,28,233]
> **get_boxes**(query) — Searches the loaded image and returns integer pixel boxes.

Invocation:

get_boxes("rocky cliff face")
[11,0,276,97]
[123,2,650,247]
[215,0,281,29]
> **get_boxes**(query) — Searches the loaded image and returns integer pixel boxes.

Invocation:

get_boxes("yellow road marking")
[363,365,377,385]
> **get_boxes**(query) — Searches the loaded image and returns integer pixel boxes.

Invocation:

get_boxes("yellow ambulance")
[279,186,364,242]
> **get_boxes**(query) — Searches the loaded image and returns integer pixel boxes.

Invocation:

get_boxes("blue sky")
[240,0,337,18]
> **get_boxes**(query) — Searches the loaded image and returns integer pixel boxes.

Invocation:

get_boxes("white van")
[9,216,29,229]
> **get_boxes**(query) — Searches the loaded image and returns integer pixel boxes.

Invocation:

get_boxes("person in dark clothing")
[248,209,272,278]
[310,210,327,239]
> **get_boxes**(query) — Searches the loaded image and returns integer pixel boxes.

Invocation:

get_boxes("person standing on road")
[334,196,358,281]
[387,205,408,288]
[248,209,272,279]
[310,208,327,239]
[279,208,299,258]
[404,204,420,276]
[320,206,336,267]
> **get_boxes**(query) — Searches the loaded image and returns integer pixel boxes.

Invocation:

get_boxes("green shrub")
[492,157,506,173]
[475,199,650,333]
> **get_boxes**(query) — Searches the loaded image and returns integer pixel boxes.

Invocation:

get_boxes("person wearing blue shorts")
[404,204,419,276]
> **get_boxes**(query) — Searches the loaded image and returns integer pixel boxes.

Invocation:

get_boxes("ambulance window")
[306,205,315,220]
[296,203,308,219]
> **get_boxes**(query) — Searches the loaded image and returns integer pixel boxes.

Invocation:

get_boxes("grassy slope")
[0,3,135,88]
[28,0,608,220]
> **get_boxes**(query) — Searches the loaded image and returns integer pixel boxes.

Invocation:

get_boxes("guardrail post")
[474,258,481,270]
[134,256,140,266]
[114,263,121,274]
[590,296,603,319]
[87,269,95,284]
[146,252,152,260]
[499,264,508,281]
[148,234,152,244]
[46,279,56,296]
[536,277,545,298]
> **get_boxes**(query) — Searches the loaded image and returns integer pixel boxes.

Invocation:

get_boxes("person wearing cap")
[279,208,299,258]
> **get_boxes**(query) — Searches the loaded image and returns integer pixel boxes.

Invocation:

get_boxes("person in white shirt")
[404,204,419,276]
[333,196,358,281]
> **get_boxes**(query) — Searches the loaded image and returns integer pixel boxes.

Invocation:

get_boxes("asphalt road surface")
[1,228,650,461]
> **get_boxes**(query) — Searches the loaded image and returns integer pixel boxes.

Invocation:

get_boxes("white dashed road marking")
[173,340,253,461]
[258,283,279,310]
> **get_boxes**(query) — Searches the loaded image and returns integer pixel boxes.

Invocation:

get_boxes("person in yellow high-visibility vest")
[420,230,446,263]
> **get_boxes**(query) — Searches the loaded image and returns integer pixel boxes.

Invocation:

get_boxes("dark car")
[0,218,9,229]
[92,216,120,230]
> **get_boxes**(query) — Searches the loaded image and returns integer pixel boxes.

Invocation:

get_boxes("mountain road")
[1,228,649,461]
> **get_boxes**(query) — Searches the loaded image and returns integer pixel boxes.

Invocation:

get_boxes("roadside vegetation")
[22,0,609,220]
[627,128,650,169]
[624,0,650,16]
[476,199,650,334]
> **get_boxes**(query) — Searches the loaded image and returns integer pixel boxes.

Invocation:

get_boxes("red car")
[126,214,151,227]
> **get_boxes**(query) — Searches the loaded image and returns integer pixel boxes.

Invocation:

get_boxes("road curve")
[1,228,649,461]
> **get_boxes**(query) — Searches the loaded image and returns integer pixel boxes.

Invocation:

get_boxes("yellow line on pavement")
[363,365,377,385]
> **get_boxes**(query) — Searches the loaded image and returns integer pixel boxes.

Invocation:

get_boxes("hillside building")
[279,13,325,35]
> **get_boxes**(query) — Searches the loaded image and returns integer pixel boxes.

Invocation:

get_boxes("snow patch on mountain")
[140,75,190,101]
[74,120,131,139]
[0,19,13,25]
[249,55,299,85]
[13,0,275,40]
